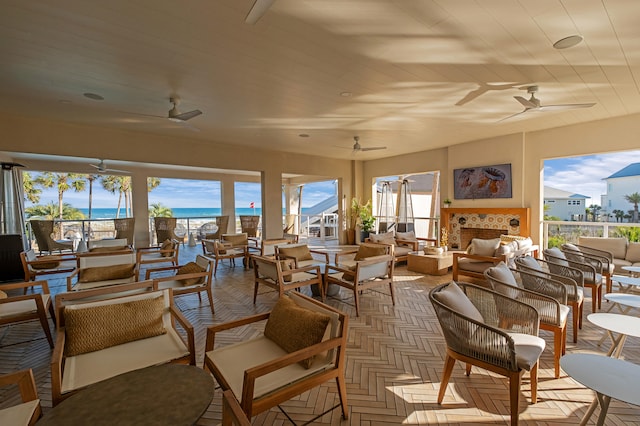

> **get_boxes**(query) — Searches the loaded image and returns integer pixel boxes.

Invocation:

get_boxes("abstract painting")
[453,164,512,199]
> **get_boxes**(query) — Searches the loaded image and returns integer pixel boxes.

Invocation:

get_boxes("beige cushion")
[396,231,416,241]
[545,247,568,266]
[160,239,173,257]
[433,281,484,323]
[518,255,542,271]
[468,238,500,256]
[486,262,519,298]
[500,234,528,243]
[0,290,6,299]
[79,264,136,283]
[264,296,330,369]
[354,245,387,261]
[279,259,294,282]
[579,237,627,259]
[214,241,228,254]
[176,262,206,285]
[0,400,40,425]
[64,295,166,356]
[495,241,517,257]
[223,233,248,246]
[370,231,395,245]
[30,255,61,269]
[508,332,546,371]
[626,242,640,263]
[278,245,313,261]
[89,246,129,253]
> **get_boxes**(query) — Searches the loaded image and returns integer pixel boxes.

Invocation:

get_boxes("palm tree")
[587,204,601,222]
[147,177,161,192]
[613,209,625,223]
[26,202,85,220]
[624,192,640,222]
[85,174,100,220]
[149,202,173,217]
[22,172,42,203]
[38,173,86,220]
[101,175,131,218]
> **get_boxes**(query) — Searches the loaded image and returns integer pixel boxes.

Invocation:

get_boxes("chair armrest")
[454,252,507,263]
[145,265,181,280]
[66,268,80,291]
[325,264,351,274]
[169,305,195,365]
[281,265,321,277]
[514,268,568,304]
[417,237,437,246]
[0,279,50,293]
[27,253,77,266]
[572,244,614,261]
[395,239,419,251]
[153,271,208,285]
[335,250,357,265]
[490,280,564,324]
[51,329,67,404]
[205,312,271,352]
[0,369,38,403]
[309,249,330,263]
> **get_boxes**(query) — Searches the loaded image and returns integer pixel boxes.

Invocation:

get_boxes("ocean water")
[79,207,266,219]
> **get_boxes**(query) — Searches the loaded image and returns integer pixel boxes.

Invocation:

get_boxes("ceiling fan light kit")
[499,85,595,122]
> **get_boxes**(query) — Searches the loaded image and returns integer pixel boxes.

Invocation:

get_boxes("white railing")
[543,220,640,248]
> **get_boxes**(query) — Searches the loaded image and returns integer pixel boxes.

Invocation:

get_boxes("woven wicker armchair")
[561,242,614,293]
[153,217,186,245]
[544,247,602,313]
[30,220,73,254]
[113,217,135,246]
[515,255,585,343]
[429,281,545,426]
[484,262,568,378]
[239,215,260,237]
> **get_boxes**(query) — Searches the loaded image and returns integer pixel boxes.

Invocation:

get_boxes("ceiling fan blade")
[245,0,275,24]
[497,109,529,122]
[173,109,202,121]
[538,103,596,112]
[104,168,130,174]
[360,147,387,151]
[89,163,101,170]
[514,96,537,109]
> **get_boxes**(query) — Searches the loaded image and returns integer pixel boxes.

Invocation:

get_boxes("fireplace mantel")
[441,207,531,249]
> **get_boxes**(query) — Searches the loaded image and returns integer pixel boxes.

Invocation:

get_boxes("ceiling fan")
[245,0,275,24]
[499,85,596,122]
[347,136,386,153]
[89,159,129,174]
[123,97,202,131]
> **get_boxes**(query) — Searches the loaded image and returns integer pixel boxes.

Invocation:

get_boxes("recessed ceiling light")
[553,35,583,49]
[298,133,310,138]
[340,92,352,97]
[83,92,104,101]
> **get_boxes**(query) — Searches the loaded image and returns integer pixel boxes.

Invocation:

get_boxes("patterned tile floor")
[2,244,640,425]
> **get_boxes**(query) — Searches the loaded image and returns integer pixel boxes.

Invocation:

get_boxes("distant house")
[543,186,588,221]
[601,163,640,217]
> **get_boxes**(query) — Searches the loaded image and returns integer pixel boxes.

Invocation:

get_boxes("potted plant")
[358,199,376,242]
[443,198,452,208]
[347,198,376,243]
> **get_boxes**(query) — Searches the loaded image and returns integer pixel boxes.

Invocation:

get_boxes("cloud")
[545,151,640,204]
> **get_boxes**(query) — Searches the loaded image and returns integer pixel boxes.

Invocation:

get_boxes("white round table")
[611,274,640,293]
[604,292,640,314]
[622,266,640,275]
[561,353,640,426]
[588,313,640,357]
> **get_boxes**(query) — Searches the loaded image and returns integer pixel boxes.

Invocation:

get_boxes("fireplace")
[460,228,507,250]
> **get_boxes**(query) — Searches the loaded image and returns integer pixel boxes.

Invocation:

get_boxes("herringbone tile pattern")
[2,247,640,425]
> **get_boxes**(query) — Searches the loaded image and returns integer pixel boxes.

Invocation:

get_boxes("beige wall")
[4,111,640,247]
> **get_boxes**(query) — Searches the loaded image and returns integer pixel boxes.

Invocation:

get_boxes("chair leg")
[530,362,538,404]
[388,281,395,306]
[253,282,259,304]
[572,302,579,343]
[509,371,522,426]
[438,354,456,404]
[465,363,472,376]
[353,286,360,317]
[38,308,54,349]
[214,259,219,276]
[553,327,563,378]
[335,375,349,419]
[206,288,215,315]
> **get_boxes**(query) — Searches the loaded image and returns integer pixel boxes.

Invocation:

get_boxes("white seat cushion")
[0,400,40,426]
[507,332,545,371]
[0,294,50,319]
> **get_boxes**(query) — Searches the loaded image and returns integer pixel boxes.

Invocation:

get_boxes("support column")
[220,176,235,234]
[261,170,282,239]
[131,172,150,247]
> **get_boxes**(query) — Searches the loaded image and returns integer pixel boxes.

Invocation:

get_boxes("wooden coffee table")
[407,251,453,275]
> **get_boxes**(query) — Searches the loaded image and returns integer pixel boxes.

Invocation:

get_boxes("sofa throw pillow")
[495,241,518,257]
[279,259,294,282]
[176,262,206,286]
[354,244,388,261]
[0,290,6,299]
[518,255,542,271]
[64,295,166,356]
[370,231,396,246]
[89,246,129,253]
[160,239,174,257]
[626,242,640,263]
[487,262,519,298]
[30,255,61,270]
[500,234,528,243]
[545,247,569,266]
[468,238,501,256]
[432,281,484,324]
[395,231,416,241]
[264,295,331,369]
[214,241,228,254]
[79,264,136,283]
[278,245,313,261]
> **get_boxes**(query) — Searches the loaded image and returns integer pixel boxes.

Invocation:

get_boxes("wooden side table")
[407,252,453,275]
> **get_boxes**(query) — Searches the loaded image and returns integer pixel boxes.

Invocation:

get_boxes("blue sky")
[544,150,640,204]
[25,175,337,210]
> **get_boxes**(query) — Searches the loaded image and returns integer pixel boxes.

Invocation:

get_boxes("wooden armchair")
[452,237,532,281]
[30,219,73,254]
[515,255,585,343]
[334,242,392,269]
[222,390,251,426]
[0,280,55,348]
[51,288,195,405]
[136,239,180,271]
[430,281,545,426]
[366,230,434,264]
[325,254,395,316]
[275,243,329,267]
[0,369,42,425]
[146,254,215,314]
[20,249,77,282]
[484,262,569,378]
[561,243,614,293]
[252,255,324,302]
[113,217,135,246]
[67,252,138,291]
[202,238,248,276]
[239,215,260,237]
[204,292,348,421]
[544,247,602,313]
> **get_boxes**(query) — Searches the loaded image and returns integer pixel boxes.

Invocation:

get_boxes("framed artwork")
[453,163,512,199]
